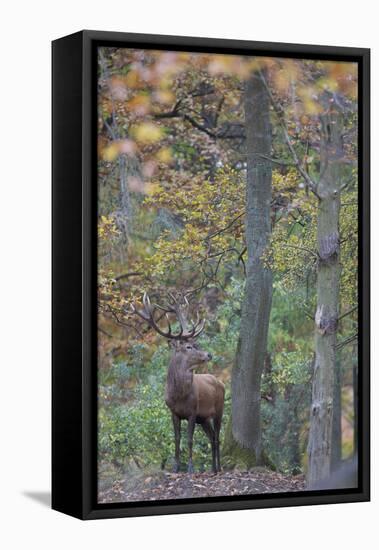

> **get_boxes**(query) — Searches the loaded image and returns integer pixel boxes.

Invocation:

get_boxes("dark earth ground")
[98,468,306,503]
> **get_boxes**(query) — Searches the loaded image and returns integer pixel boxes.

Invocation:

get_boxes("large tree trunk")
[307,107,343,487]
[223,72,272,467]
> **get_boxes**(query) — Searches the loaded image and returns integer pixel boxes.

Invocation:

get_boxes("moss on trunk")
[222,419,260,469]
[223,416,274,470]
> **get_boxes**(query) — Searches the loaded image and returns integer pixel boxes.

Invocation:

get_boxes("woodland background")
[96,48,358,502]
[2,0,376,548]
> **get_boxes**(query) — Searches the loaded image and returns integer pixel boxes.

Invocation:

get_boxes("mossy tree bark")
[307,107,343,487]
[223,71,272,467]
[331,355,342,471]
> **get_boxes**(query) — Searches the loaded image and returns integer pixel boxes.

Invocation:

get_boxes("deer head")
[168,339,212,367]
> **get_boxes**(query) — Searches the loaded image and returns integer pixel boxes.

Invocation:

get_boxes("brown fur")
[165,341,225,473]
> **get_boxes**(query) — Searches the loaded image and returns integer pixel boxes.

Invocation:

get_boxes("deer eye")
[186,345,192,350]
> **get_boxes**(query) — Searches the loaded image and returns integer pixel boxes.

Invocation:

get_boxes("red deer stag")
[131,293,225,473]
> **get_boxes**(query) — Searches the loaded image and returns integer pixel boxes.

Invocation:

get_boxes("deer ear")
[168,340,178,350]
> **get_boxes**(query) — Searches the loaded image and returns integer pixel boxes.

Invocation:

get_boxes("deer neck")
[166,354,194,401]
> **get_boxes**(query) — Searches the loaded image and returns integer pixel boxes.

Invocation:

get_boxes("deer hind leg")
[172,413,181,473]
[213,415,222,472]
[201,419,217,473]
[187,415,196,474]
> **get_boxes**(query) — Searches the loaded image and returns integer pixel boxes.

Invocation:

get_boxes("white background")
[0,0,376,548]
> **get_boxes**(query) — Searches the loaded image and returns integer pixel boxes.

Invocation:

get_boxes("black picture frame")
[52,30,370,520]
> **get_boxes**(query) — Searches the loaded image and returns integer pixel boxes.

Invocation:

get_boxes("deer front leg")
[187,415,196,474]
[172,413,181,473]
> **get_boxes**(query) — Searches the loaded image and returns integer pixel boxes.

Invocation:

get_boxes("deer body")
[165,368,224,423]
[165,342,225,473]
[132,292,225,473]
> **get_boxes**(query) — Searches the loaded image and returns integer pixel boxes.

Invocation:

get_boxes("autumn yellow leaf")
[126,94,151,115]
[102,139,137,162]
[153,90,175,105]
[124,69,142,89]
[131,122,164,144]
[156,147,173,164]
[102,142,120,162]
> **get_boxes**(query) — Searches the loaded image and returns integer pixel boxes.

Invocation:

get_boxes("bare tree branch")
[204,212,245,241]
[281,243,319,259]
[114,271,143,281]
[258,70,321,200]
[336,333,358,350]
[338,305,358,322]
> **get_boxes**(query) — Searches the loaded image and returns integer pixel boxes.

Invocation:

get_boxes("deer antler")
[131,292,205,340]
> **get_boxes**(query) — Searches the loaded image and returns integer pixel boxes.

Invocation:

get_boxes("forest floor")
[98,468,306,503]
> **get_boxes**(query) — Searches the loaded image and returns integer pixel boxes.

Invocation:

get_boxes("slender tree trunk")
[353,361,358,455]
[288,391,302,473]
[331,355,342,471]
[223,71,272,467]
[307,107,343,487]
[118,154,131,245]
